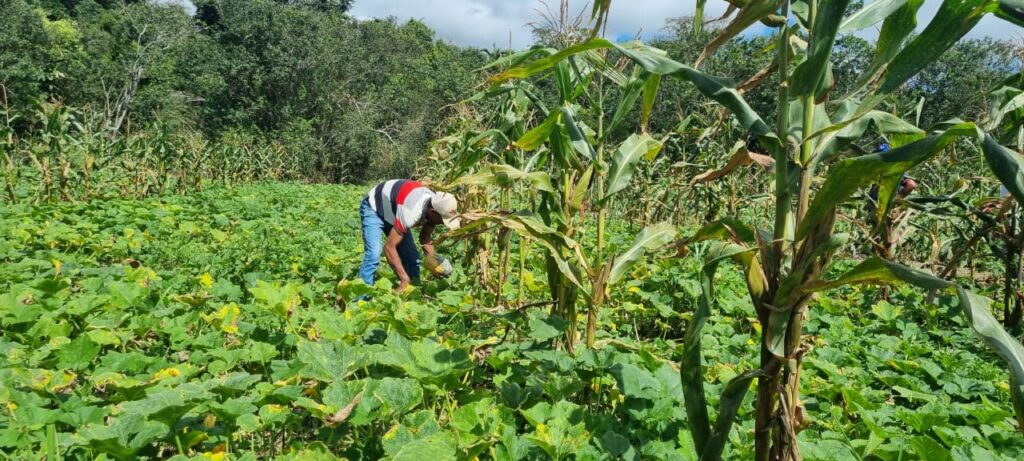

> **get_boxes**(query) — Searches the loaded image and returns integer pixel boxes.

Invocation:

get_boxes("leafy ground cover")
[1,183,1021,460]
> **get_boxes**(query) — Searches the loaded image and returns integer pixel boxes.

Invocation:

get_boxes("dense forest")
[1,0,1019,199]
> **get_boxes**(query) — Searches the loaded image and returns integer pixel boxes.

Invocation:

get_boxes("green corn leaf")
[844,0,923,98]
[45,425,60,461]
[571,165,594,212]
[515,110,561,151]
[838,0,995,121]
[997,0,1024,25]
[560,105,594,160]
[840,0,910,32]
[477,47,556,72]
[702,369,762,461]
[798,122,979,241]
[812,106,925,169]
[641,74,662,130]
[695,0,708,33]
[678,217,759,247]
[602,133,662,202]
[606,72,648,138]
[681,242,759,457]
[800,257,1024,425]
[443,211,588,288]
[448,164,556,194]
[981,134,1024,204]
[555,60,574,103]
[877,0,997,95]
[490,38,782,157]
[986,86,1024,132]
[608,222,675,285]
[791,0,851,99]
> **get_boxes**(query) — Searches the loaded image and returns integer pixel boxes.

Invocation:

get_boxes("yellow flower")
[152,367,181,381]
[201,453,226,461]
[628,286,640,294]
[998,381,1010,390]
[199,272,214,289]
[202,303,241,334]
[5,402,17,411]
[52,259,63,274]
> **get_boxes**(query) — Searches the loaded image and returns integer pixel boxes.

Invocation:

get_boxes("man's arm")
[420,224,436,256]
[384,228,411,291]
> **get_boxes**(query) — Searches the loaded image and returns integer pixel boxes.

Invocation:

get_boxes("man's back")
[367,179,433,234]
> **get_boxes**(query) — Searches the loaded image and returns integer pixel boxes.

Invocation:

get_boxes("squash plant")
[494,0,1024,459]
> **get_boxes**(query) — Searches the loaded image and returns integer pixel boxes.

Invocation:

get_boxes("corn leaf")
[877,0,997,95]
[444,212,587,289]
[840,0,910,32]
[797,122,979,241]
[448,164,556,194]
[844,0,923,98]
[561,106,595,160]
[843,0,995,121]
[981,134,1024,205]
[997,0,1024,25]
[681,242,759,458]
[791,0,851,99]
[602,133,661,202]
[641,74,662,131]
[692,141,775,184]
[515,111,561,151]
[606,72,648,138]
[608,222,675,285]
[811,105,925,169]
[490,38,783,157]
[702,369,763,461]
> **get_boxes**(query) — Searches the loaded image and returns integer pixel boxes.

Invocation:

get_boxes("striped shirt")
[367,180,434,234]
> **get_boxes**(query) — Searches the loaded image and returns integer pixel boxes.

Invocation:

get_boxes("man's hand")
[394,279,411,293]
[422,243,436,256]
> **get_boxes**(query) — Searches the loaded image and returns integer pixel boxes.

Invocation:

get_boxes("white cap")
[431,192,460,229]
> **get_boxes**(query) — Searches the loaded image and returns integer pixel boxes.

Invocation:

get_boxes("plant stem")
[758,2,792,460]
[589,86,607,349]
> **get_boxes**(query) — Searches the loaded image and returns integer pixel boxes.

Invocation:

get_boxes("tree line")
[1,0,1019,196]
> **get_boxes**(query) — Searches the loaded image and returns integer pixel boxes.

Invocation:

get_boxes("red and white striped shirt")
[367,179,434,234]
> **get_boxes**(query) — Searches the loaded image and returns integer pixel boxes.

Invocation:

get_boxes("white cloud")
[351,0,1023,49]
[350,0,717,48]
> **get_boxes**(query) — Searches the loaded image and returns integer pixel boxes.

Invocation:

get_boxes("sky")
[349,0,1023,49]
[163,0,1022,50]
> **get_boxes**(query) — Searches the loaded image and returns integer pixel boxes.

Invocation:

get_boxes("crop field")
[5,0,1024,460]
[1,183,1021,460]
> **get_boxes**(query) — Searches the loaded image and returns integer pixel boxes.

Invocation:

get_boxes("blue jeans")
[359,198,419,286]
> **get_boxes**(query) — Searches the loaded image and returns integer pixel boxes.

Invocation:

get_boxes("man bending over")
[359,179,460,292]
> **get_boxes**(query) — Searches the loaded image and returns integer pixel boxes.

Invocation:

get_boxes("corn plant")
[495,0,1024,459]
[446,42,684,351]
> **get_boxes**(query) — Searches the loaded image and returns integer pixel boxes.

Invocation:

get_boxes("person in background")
[866,143,918,219]
[359,179,460,292]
